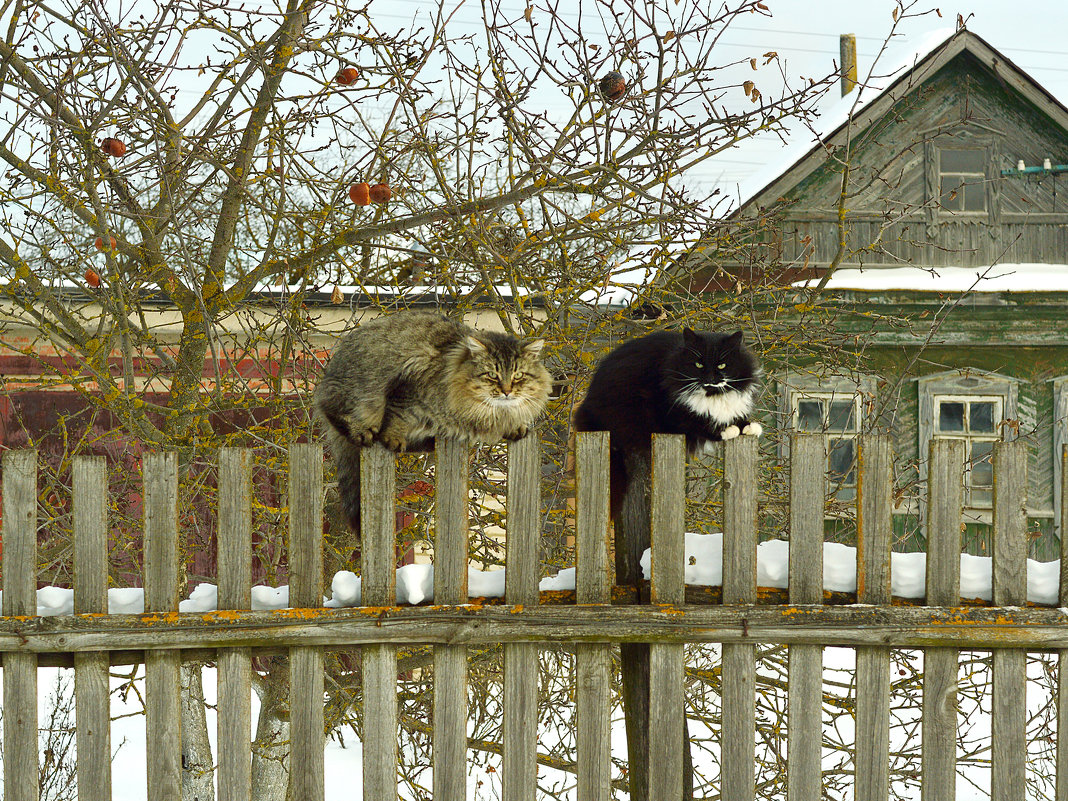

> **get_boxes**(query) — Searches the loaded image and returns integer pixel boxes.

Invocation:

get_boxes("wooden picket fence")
[1,433,1067,800]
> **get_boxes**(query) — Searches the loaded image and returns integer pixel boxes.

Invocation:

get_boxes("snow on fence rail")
[1,434,1067,800]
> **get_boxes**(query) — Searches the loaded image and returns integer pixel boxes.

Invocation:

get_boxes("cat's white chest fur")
[682,386,754,423]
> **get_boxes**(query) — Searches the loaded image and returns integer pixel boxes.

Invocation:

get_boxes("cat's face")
[453,334,552,412]
[664,328,758,401]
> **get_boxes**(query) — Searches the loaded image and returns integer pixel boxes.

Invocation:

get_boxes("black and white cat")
[574,327,761,516]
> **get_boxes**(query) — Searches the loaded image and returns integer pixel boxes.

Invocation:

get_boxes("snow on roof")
[792,263,1068,292]
[729,27,957,212]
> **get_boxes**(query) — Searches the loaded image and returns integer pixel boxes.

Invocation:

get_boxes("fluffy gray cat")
[314,310,552,534]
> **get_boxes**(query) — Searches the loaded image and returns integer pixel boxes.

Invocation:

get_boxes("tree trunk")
[616,448,693,801]
[251,661,291,801]
[180,663,216,801]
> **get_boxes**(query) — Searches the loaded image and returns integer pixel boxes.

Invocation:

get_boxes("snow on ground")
[791,263,1068,293]
[6,531,1061,615]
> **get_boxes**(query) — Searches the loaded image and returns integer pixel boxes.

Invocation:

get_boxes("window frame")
[931,393,1003,509]
[778,372,876,506]
[937,147,988,214]
[916,371,1020,521]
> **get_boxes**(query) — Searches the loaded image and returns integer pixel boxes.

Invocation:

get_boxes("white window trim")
[931,394,1003,509]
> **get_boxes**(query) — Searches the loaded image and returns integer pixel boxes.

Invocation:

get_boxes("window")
[938,148,987,212]
[791,391,861,500]
[933,395,1001,507]
[917,371,1019,518]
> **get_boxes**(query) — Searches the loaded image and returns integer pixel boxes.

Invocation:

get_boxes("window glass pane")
[797,400,823,432]
[970,402,995,433]
[970,440,994,488]
[828,438,856,486]
[971,488,993,507]
[962,181,986,211]
[938,401,965,432]
[940,176,963,208]
[828,399,857,432]
[940,148,985,172]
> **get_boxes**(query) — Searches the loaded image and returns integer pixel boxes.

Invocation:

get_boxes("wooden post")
[840,33,858,96]
[74,456,112,801]
[217,449,252,801]
[575,432,612,801]
[361,444,399,801]
[787,435,825,801]
[288,443,325,801]
[503,436,540,801]
[2,450,38,801]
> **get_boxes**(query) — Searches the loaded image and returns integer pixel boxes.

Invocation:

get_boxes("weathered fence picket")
[144,452,183,801]
[991,439,1027,801]
[3,449,38,801]
[0,429,1064,801]
[74,455,111,801]
[786,434,825,801]
[217,448,253,801]
[288,442,325,801]
[361,444,399,801]
[503,435,540,801]
[648,434,686,801]
[574,431,612,801]
[433,437,469,800]
[1059,445,1068,801]
[921,437,965,801]
[855,435,893,801]
[721,436,759,801]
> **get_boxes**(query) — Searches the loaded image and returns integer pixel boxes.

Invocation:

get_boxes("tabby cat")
[314,310,552,534]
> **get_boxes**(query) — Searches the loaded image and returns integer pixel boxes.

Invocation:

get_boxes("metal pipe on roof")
[840,34,858,96]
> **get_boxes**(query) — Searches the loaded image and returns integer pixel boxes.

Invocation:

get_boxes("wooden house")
[682,29,1068,556]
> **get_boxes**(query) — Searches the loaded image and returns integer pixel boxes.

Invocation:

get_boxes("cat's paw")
[719,425,740,441]
[379,433,408,452]
[741,422,763,437]
[503,425,530,441]
[350,426,378,446]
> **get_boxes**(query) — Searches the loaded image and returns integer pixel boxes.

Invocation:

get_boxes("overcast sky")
[694,0,1068,193]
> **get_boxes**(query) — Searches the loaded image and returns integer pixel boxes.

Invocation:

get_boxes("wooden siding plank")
[288,443,325,801]
[503,436,540,801]
[143,452,182,801]
[73,456,112,801]
[2,450,38,801]
[991,441,1027,801]
[648,435,685,801]
[361,445,398,801]
[722,437,757,801]
[856,436,893,801]
[575,432,611,801]
[922,438,964,801]
[434,438,469,800]
[787,435,825,801]
[217,449,252,801]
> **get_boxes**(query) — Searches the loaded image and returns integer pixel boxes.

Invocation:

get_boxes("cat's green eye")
[717,363,726,369]
[513,372,526,380]
[482,372,499,381]
[695,362,703,369]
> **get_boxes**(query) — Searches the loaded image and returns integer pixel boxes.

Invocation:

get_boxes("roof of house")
[733,28,1068,215]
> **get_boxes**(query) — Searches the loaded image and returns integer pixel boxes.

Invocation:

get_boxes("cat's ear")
[726,330,744,348]
[522,339,545,359]
[465,335,488,355]
[682,327,701,347]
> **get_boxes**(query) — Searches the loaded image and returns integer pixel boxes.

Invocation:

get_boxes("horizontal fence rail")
[0,434,1065,800]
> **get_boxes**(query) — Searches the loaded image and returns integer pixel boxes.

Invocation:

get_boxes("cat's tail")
[332,438,362,537]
